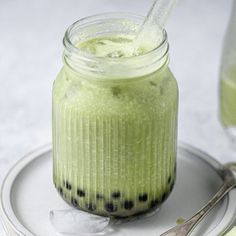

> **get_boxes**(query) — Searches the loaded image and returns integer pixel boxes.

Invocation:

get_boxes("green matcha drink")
[52,14,178,217]
[219,0,236,140]
[220,67,236,126]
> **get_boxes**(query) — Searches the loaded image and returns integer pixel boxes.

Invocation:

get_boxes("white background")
[0,0,235,234]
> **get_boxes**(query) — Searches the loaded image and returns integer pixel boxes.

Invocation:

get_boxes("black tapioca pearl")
[150,199,159,209]
[58,187,63,196]
[170,182,175,192]
[162,192,168,201]
[124,200,134,210]
[96,193,104,200]
[71,197,79,207]
[168,176,171,184]
[139,193,148,202]
[65,181,72,190]
[150,81,157,87]
[86,203,96,212]
[111,87,121,97]
[112,191,121,199]
[105,202,117,213]
[77,188,85,197]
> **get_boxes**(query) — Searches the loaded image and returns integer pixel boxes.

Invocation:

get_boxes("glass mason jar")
[52,13,178,218]
[219,0,236,143]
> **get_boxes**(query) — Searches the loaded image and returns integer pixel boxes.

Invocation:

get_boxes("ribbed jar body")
[52,13,178,217]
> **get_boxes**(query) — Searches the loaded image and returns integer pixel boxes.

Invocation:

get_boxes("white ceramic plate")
[1,143,236,236]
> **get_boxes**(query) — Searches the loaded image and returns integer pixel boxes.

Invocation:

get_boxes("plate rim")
[0,143,236,236]
[1,144,52,236]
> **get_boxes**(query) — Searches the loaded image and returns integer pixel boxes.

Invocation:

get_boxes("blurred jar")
[219,0,236,143]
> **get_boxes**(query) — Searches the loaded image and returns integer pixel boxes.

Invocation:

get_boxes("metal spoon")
[161,163,236,236]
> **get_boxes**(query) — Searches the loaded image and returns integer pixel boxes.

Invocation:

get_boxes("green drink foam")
[78,35,155,58]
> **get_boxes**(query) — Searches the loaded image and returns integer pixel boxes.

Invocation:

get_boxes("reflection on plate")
[1,143,236,236]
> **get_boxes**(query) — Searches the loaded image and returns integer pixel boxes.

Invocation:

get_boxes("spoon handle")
[134,0,177,46]
[160,178,236,236]
[143,0,178,28]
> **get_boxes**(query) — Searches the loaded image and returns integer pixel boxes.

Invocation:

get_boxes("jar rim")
[63,12,168,62]
[63,12,169,79]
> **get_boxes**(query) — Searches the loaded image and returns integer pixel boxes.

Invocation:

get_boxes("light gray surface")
[0,0,235,235]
